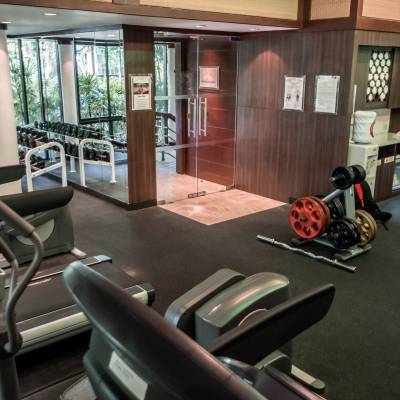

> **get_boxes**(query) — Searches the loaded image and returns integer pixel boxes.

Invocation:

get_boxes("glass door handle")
[199,97,208,137]
[187,97,197,138]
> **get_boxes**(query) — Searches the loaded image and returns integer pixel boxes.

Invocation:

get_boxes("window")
[7,39,25,124]
[75,40,126,137]
[40,40,63,121]
[7,38,63,125]
[21,39,42,123]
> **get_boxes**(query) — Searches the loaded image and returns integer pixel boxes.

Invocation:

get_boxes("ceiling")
[0,4,296,36]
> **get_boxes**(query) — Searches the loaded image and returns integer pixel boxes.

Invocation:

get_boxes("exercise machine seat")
[64,263,264,400]
[64,263,333,400]
[0,187,73,218]
[0,164,25,185]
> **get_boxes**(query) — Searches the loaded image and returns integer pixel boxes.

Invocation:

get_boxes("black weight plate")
[331,166,355,190]
[343,217,360,245]
[327,219,358,250]
[327,198,345,219]
[351,165,366,184]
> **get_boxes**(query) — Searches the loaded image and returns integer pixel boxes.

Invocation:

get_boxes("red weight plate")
[310,196,331,232]
[289,197,326,239]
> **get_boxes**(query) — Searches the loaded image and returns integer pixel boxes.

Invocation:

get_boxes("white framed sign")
[283,76,305,111]
[130,74,152,111]
[314,75,340,114]
[199,66,220,90]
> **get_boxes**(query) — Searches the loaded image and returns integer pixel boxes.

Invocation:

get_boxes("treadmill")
[10,258,154,354]
[0,184,154,355]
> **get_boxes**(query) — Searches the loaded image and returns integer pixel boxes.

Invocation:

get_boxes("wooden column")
[123,26,157,207]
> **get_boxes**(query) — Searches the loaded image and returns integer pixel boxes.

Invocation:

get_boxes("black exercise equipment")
[62,262,335,400]
[0,166,83,266]
[330,166,355,190]
[287,165,376,265]
[0,165,25,185]
[0,198,154,400]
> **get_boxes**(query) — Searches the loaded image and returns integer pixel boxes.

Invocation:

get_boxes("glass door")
[154,33,237,204]
[154,34,200,204]
[196,35,237,196]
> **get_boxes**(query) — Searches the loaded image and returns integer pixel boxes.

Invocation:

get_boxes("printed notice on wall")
[131,74,152,111]
[314,75,340,114]
[283,76,305,111]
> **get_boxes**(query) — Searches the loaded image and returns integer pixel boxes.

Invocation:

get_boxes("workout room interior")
[0,0,399,399]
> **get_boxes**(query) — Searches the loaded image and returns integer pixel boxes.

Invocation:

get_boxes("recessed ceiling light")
[44,13,57,16]
[249,28,259,31]
[196,25,206,28]
[1,21,12,24]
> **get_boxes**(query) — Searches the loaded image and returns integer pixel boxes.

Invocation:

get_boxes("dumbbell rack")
[25,142,67,192]
[291,185,372,261]
[79,138,116,187]
[20,127,117,188]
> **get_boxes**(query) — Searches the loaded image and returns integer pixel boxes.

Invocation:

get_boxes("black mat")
[18,179,400,400]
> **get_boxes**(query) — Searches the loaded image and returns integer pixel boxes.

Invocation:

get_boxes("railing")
[25,142,67,192]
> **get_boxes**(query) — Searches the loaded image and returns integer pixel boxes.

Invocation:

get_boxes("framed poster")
[199,66,220,90]
[283,76,305,111]
[314,75,340,114]
[130,74,152,111]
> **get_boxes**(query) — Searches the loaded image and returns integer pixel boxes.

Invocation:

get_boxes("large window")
[7,38,63,125]
[40,41,63,121]
[75,40,125,137]
[7,39,25,124]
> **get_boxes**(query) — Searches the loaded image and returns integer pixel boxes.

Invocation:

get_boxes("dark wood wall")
[235,30,355,201]
[184,37,237,187]
[123,26,157,207]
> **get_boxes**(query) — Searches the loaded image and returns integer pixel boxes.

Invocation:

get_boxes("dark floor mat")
[17,179,400,400]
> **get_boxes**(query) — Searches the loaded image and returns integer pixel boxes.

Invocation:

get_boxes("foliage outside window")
[75,40,126,136]
[7,39,25,124]
[21,40,42,123]
[7,38,63,125]
[40,41,62,121]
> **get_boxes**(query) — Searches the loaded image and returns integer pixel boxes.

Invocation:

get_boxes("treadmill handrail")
[207,284,335,365]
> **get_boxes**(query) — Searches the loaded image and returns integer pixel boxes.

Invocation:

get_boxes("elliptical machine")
[0,164,85,268]
[0,198,44,400]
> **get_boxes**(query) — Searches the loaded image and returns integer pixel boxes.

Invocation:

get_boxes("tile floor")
[160,189,285,225]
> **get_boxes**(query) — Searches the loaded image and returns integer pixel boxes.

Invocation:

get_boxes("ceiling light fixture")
[107,34,116,37]
[249,28,259,31]
[1,21,12,24]
[196,25,206,28]
[44,13,57,16]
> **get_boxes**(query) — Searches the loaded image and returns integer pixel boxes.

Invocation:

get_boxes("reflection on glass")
[40,40,62,121]
[7,39,25,124]
[21,39,42,123]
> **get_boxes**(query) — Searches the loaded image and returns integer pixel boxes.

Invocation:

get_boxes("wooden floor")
[160,189,285,225]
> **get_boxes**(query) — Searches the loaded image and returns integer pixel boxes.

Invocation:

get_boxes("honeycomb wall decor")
[366,49,392,104]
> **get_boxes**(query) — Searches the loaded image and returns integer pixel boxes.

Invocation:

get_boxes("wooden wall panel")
[123,26,157,206]
[362,0,400,22]
[310,0,351,20]
[139,0,299,20]
[236,30,355,201]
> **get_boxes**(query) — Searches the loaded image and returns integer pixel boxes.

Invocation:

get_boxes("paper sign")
[314,75,340,114]
[283,76,305,111]
[131,74,152,111]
